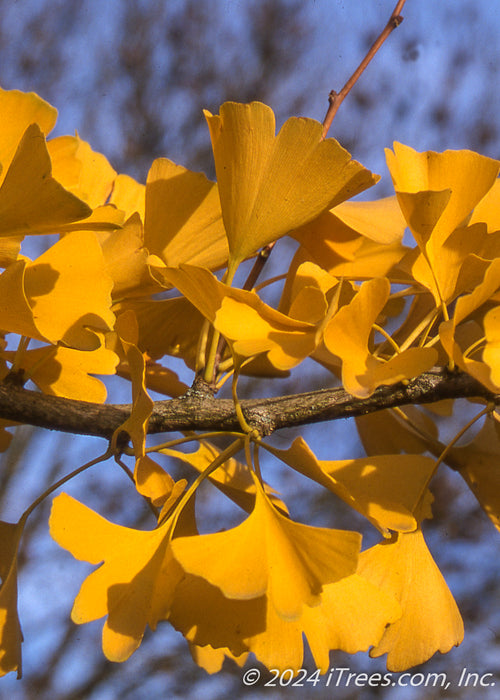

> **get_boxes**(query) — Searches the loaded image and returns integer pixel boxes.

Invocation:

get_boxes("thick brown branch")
[0,368,496,441]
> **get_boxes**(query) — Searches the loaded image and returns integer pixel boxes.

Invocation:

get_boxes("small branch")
[0,368,497,441]
[322,0,406,138]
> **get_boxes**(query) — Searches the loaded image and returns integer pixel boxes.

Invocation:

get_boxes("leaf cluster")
[0,85,499,681]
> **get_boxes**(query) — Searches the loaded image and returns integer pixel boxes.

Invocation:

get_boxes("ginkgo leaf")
[215,296,317,370]
[439,257,500,390]
[288,236,406,286]
[48,133,117,208]
[109,173,146,221]
[49,493,190,662]
[0,260,42,342]
[98,214,162,300]
[331,196,408,244]
[386,143,500,249]
[0,231,115,350]
[161,264,319,370]
[189,643,247,674]
[113,311,153,458]
[134,455,176,507]
[171,474,361,620]
[25,230,115,350]
[359,530,464,671]
[355,406,439,456]
[324,277,437,397]
[292,195,406,262]
[448,413,500,531]
[265,437,436,534]
[0,88,57,181]
[116,359,188,398]
[144,158,228,270]
[0,234,22,267]
[469,177,500,232]
[0,520,24,678]
[160,441,287,515]
[116,296,205,370]
[0,124,92,236]
[170,567,399,673]
[301,573,401,672]
[205,101,378,268]
[4,342,119,401]
[484,306,500,389]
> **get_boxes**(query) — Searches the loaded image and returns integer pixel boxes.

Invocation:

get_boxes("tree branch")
[0,368,496,441]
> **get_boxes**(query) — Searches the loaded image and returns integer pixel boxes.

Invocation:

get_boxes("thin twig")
[322,0,406,138]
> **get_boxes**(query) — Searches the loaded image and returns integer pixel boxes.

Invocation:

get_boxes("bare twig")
[322,0,406,138]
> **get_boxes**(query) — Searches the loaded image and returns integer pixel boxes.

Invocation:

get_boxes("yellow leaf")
[4,343,118,401]
[25,230,115,350]
[144,158,228,270]
[113,312,153,458]
[115,296,205,370]
[99,214,162,299]
[356,406,439,456]
[116,359,188,398]
[290,234,406,282]
[469,178,500,232]
[484,306,500,389]
[0,124,91,236]
[109,173,146,221]
[301,574,401,672]
[171,475,360,620]
[49,493,187,662]
[266,437,436,534]
[189,643,247,674]
[0,260,43,342]
[134,455,175,508]
[0,88,57,183]
[170,568,399,673]
[162,264,318,370]
[359,530,464,671]
[324,278,437,397]
[206,101,378,267]
[448,413,500,531]
[0,521,24,678]
[386,143,500,249]
[216,296,316,370]
[160,441,287,515]
[0,235,22,267]
[48,134,117,208]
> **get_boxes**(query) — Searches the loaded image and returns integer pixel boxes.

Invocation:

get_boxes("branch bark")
[0,367,496,441]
